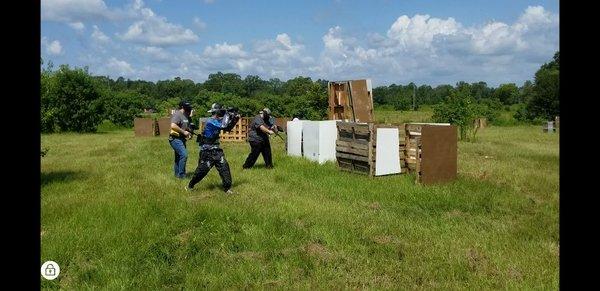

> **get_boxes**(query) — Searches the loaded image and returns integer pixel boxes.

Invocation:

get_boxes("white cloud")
[322,26,345,53]
[387,14,460,50]
[68,22,85,31]
[193,17,207,31]
[313,5,558,85]
[41,0,115,22]
[106,57,134,76]
[91,25,111,43]
[118,0,199,46]
[203,42,247,58]
[138,46,171,62]
[61,5,558,86]
[42,37,63,55]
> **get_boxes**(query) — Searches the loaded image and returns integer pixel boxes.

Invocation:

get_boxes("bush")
[42,65,104,132]
[432,88,478,141]
[101,90,145,127]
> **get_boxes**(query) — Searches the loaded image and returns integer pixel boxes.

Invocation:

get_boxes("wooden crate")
[335,122,406,176]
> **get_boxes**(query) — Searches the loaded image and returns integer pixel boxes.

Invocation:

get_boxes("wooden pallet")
[200,117,250,142]
[404,123,422,175]
[336,122,406,176]
[220,117,249,141]
[336,122,374,175]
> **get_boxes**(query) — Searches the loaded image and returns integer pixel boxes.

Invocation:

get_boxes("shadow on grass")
[41,170,86,186]
[242,164,275,169]
[198,177,249,191]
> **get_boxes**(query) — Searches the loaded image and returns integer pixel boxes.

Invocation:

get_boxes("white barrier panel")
[302,120,338,164]
[375,128,401,176]
[287,120,304,157]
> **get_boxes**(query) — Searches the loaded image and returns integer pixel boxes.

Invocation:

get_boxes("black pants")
[243,140,273,168]
[188,148,232,191]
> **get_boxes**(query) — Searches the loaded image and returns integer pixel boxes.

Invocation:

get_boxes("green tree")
[243,75,268,97]
[493,83,519,105]
[43,65,104,132]
[203,72,245,96]
[527,52,559,120]
[100,90,145,127]
[432,87,478,141]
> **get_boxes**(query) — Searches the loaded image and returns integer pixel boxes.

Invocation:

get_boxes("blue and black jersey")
[200,117,222,149]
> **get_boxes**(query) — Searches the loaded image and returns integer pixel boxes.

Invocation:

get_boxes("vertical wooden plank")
[368,123,374,176]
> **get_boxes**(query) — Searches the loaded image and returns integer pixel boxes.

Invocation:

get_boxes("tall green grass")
[41,115,558,289]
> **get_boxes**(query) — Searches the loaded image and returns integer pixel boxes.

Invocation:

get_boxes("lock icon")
[41,260,60,280]
[45,264,56,276]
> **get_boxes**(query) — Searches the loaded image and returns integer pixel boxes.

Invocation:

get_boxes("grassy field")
[41,112,559,289]
[374,106,434,124]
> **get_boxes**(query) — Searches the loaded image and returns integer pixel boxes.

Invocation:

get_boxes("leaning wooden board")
[419,125,458,185]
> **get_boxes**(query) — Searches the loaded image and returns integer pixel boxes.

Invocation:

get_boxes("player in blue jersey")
[186,103,240,194]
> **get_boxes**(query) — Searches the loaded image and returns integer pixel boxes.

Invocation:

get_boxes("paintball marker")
[268,116,285,141]
[188,122,200,137]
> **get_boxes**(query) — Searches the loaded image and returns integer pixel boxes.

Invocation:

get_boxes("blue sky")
[41,0,559,87]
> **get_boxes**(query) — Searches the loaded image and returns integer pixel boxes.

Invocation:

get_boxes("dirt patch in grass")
[466,248,487,272]
[446,209,465,218]
[305,242,331,260]
[237,251,264,260]
[373,235,393,245]
[368,202,381,210]
[507,265,523,280]
[176,230,191,245]
[466,248,499,277]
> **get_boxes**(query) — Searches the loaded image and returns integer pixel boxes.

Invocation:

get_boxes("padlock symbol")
[45,264,56,276]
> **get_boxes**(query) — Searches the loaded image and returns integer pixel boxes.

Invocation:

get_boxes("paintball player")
[186,103,240,194]
[169,101,193,179]
[242,108,277,169]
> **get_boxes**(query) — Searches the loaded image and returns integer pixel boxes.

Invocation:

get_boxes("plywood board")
[375,128,401,176]
[156,117,171,136]
[134,118,155,137]
[275,117,291,131]
[287,120,304,157]
[349,79,374,123]
[420,125,457,185]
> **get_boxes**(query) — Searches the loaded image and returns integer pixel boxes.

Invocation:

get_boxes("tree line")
[40,51,558,133]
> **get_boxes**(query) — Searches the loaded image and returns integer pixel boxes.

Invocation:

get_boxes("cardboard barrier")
[156,117,171,136]
[134,118,156,137]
